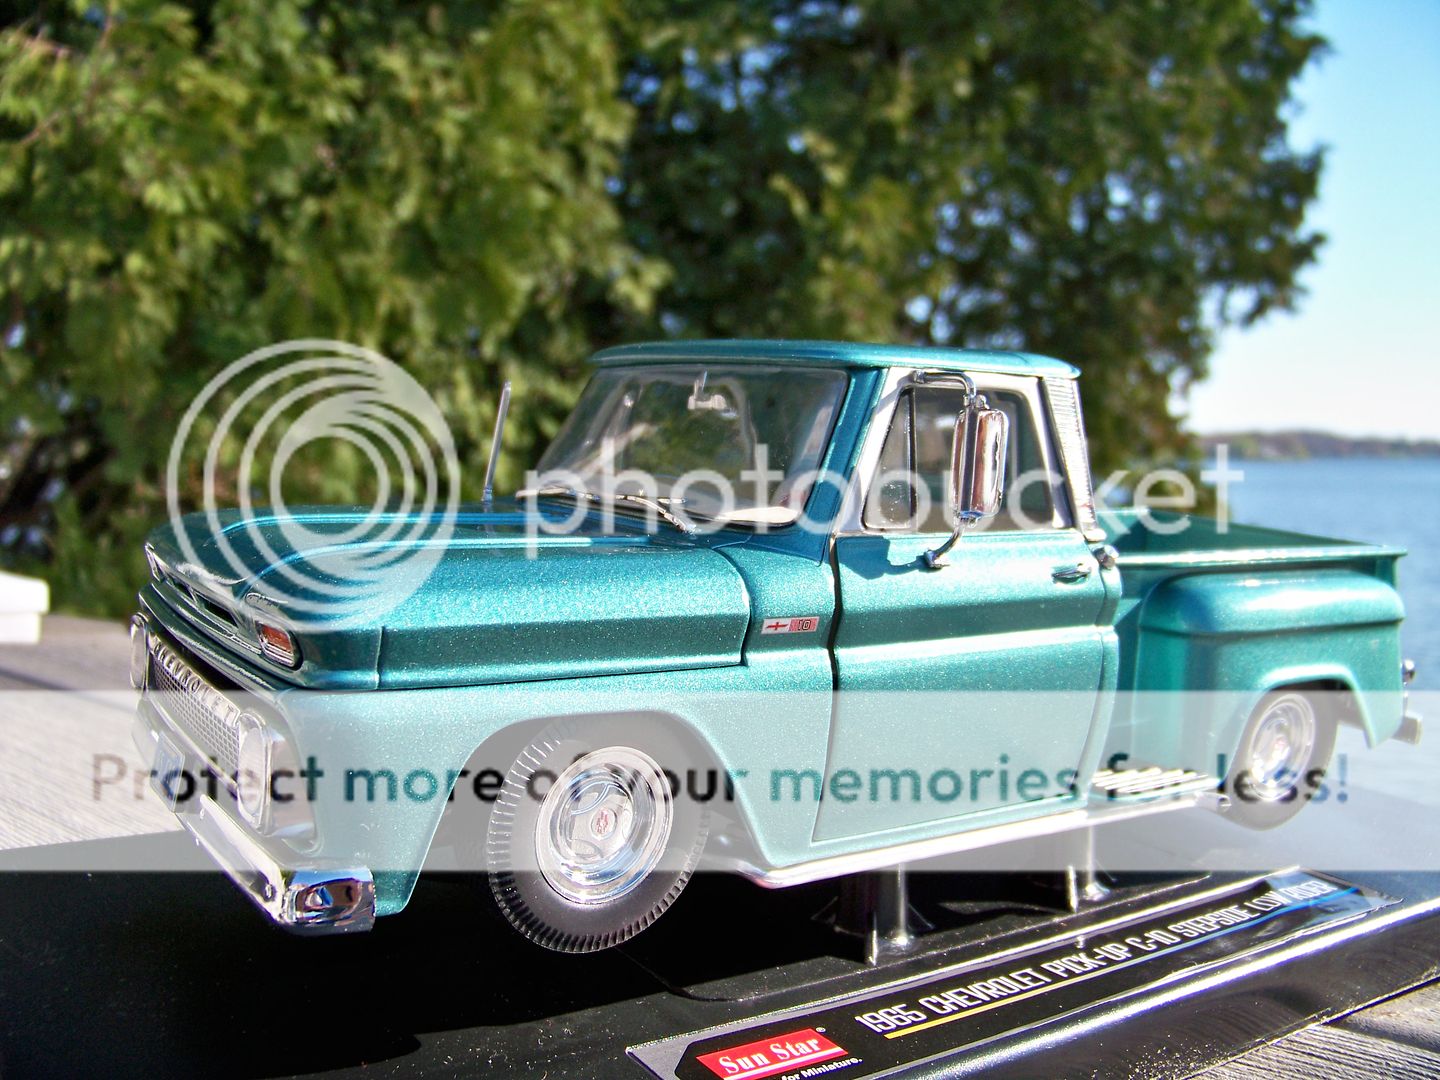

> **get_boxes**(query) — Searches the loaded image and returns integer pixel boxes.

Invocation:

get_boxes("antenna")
[481,380,512,507]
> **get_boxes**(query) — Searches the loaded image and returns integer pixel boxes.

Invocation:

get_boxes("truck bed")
[1099,510,1408,765]
[1103,509,1405,581]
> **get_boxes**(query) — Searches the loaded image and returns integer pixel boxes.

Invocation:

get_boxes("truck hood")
[145,504,752,689]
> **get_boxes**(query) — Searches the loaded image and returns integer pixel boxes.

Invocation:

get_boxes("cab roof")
[590,339,1080,379]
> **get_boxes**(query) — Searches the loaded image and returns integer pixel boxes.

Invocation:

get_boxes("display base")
[0,835,1437,1079]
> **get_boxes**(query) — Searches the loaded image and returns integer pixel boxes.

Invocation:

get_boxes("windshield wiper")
[527,486,695,536]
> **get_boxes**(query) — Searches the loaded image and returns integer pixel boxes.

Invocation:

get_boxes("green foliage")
[0,0,1324,616]
[0,0,662,613]
[605,0,1325,479]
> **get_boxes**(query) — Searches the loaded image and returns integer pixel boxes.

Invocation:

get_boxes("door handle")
[1052,561,1093,583]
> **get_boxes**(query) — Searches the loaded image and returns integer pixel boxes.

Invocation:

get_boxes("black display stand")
[0,833,1437,1079]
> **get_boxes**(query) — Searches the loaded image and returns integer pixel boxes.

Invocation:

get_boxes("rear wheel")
[485,717,708,953]
[1222,690,1335,829]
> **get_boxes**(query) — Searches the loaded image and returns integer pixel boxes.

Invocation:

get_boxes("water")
[1220,457,1440,689]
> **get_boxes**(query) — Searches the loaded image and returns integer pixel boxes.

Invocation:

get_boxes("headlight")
[235,712,272,829]
[129,616,149,690]
[255,621,300,668]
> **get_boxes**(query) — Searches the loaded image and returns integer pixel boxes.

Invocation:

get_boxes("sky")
[1182,0,1440,440]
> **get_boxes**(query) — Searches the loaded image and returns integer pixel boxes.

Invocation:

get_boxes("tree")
[1,0,1325,616]
[0,0,663,613]
[603,0,1325,478]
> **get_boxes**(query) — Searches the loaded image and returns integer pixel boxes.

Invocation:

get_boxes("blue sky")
[1182,0,1440,440]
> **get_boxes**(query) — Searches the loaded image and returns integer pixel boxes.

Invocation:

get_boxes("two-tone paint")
[131,339,1417,931]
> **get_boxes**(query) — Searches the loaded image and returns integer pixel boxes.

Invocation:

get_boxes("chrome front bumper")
[133,701,376,935]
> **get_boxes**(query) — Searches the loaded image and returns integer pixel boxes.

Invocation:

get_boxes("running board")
[726,782,1227,890]
[1091,767,1218,800]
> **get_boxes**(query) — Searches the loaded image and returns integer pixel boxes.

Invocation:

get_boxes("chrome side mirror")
[924,393,1010,568]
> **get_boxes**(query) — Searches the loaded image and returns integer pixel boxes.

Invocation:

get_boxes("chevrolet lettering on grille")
[148,638,243,772]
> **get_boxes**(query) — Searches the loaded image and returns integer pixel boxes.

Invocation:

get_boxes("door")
[816,373,1108,841]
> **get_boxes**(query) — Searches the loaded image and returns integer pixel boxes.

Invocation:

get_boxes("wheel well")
[429,711,727,852]
[1263,678,1360,731]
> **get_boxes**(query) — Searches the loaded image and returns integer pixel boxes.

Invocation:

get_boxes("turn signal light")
[256,622,300,668]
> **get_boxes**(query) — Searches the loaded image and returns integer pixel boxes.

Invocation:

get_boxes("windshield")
[533,364,848,526]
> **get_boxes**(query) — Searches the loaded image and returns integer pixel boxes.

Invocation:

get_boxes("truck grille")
[149,639,241,776]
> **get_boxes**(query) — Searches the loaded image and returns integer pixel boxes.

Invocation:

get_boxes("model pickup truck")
[131,340,1420,952]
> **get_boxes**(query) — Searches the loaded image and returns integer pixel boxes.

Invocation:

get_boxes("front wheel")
[485,717,709,953]
[1222,690,1336,830]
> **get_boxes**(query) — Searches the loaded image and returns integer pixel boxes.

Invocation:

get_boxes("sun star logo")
[696,1028,848,1080]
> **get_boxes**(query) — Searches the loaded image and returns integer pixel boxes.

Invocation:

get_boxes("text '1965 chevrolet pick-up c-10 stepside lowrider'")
[130,340,1420,952]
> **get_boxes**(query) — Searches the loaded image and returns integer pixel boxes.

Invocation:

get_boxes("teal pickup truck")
[131,340,1420,952]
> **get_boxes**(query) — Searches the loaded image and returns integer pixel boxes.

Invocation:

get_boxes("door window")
[863,384,1060,533]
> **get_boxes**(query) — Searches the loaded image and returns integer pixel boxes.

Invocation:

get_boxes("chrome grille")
[148,640,240,775]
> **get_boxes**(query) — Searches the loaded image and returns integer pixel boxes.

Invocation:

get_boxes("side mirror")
[953,399,1009,522]
[924,394,1010,568]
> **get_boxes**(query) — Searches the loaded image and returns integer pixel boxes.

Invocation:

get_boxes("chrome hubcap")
[1248,695,1316,801]
[536,747,673,906]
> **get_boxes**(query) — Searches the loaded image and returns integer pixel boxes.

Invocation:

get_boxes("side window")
[863,384,1058,533]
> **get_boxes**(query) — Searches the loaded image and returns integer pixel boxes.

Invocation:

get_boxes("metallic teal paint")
[1102,510,1407,771]
[149,505,755,690]
[372,520,751,688]
[592,339,1080,380]
[822,529,1109,837]
[132,343,1415,921]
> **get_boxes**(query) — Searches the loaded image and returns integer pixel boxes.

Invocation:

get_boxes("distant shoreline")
[1197,431,1440,461]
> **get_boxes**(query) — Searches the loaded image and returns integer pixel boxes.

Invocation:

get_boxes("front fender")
[275,651,836,916]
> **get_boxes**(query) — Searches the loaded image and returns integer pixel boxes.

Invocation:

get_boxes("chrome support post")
[833,865,932,965]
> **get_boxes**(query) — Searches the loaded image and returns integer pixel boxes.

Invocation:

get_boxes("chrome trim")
[133,707,370,933]
[914,370,977,395]
[727,786,1224,889]
[835,369,1069,538]
[233,711,270,829]
[141,594,290,696]
[1094,544,1120,571]
[1117,544,1408,568]
[149,556,267,662]
[146,549,298,674]
[253,620,300,668]
[1043,376,1105,543]
[129,614,149,690]
[147,634,245,775]
[141,632,312,841]
[482,379,512,505]
[189,794,374,934]
[834,366,907,534]
[137,685,240,800]
[1399,661,1421,745]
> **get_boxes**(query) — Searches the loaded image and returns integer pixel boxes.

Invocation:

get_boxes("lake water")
[1220,457,1440,690]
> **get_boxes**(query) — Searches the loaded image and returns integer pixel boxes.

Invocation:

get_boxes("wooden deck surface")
[0,615,178,849]
[1202,980,1440,1079]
